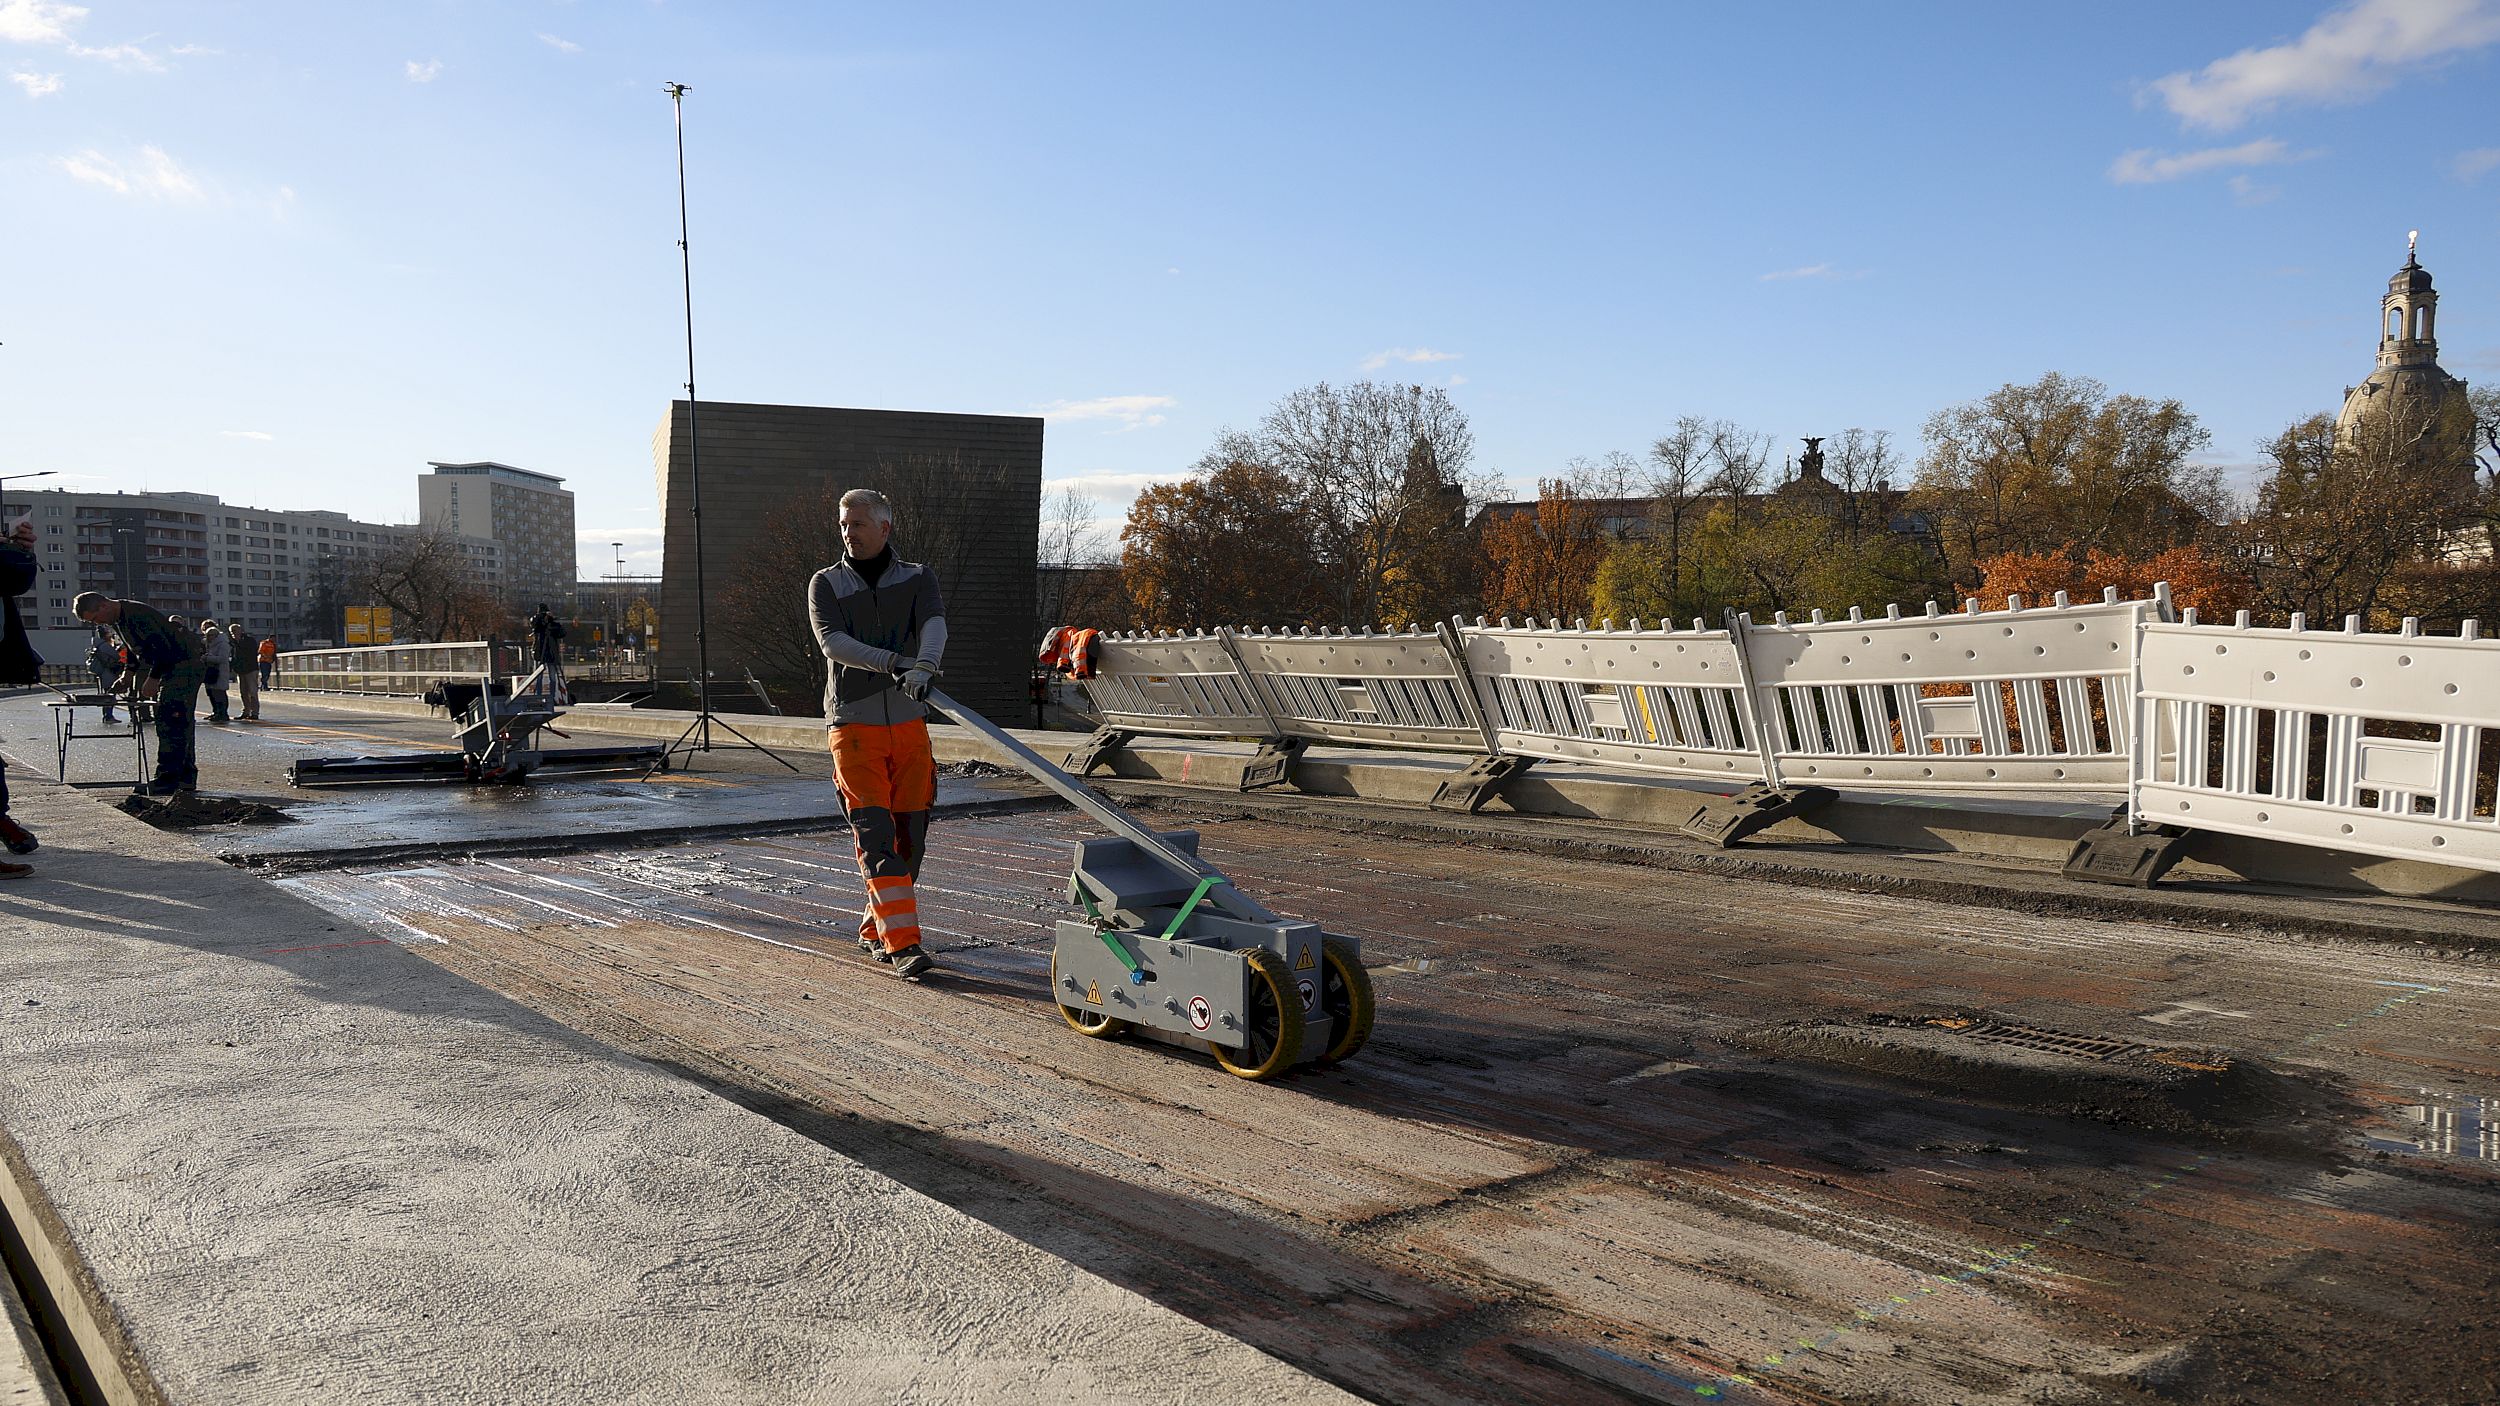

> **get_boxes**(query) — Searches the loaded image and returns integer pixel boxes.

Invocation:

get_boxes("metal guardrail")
[275,642,520,695]
[273,642,656,696]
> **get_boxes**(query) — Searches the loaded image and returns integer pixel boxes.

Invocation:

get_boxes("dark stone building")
[650,400,1045,722]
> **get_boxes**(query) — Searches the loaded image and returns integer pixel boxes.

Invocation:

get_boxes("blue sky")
[3,0,2495,576]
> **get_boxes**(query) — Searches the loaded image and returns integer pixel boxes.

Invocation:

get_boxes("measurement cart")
[929,687,1375,1081]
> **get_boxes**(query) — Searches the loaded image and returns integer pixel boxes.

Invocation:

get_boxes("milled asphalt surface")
[0,700,1360,1405]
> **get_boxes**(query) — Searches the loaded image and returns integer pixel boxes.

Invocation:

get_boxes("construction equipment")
[928,686,1375,1081]
[286,663,667,786]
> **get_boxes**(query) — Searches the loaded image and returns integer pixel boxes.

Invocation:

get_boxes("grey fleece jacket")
[806,554,948,727]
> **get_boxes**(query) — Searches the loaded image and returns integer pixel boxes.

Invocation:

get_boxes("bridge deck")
[275,806,2500,1406]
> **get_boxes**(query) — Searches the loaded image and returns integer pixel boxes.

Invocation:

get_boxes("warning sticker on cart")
[1187,996,1212,1031]
[1297,979,1316,1012]
[1295,946,1317,970]
[1086,980,1102,1005]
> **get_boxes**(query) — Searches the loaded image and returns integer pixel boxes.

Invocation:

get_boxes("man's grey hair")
[72,590,108,617]
[839,488,894,527]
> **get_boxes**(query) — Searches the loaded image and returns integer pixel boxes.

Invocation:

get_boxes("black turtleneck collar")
[848,545,895,588]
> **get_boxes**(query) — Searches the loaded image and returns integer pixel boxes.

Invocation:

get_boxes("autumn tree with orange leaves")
[1120,460,1328,629]
[1480,480,1609,622]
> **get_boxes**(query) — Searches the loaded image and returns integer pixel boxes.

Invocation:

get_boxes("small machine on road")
[927,686,1375,1081]
[286,664,667,786]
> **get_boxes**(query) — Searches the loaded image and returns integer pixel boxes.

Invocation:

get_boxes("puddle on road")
[2364,1090,2500,1162]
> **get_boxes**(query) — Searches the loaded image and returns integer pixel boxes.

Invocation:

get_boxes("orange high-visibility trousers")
[829,719,935,953]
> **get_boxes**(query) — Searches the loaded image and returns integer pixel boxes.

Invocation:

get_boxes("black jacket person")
[0,521,42,869]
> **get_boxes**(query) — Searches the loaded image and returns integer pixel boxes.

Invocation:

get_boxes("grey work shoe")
[859,934,893,964]
[889,946,934,980]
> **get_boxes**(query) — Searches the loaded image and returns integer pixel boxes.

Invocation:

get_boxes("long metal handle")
[923,687,1278,922]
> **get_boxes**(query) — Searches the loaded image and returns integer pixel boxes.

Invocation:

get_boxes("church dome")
[2390,258,2434,294]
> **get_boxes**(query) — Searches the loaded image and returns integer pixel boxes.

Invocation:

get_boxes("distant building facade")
[0,487,498,649]
[650,400,1044,721]
[420,461,577,612]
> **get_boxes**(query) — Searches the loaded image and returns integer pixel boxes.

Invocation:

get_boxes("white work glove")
[895,660,938,702]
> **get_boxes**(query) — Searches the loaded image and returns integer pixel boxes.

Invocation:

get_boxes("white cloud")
[1358,347,1461,371]
[405,58,441,82]
[1040,470,1169,522]
[169,43,219,56]
[64,39,159,70]
[0,1,84,45]
[537,32,581,54]
[219,429,273,441]
[8,68,59,95]
[2457,146,2500,180]
[2107,137,2317,184]
[2147,0,2500,130]
[56,148,124,192]
[577,527,664,578]
[2227,174,2283,205]
[1758,262,1877,283]
[54,144,206,201]
[1034,394,1176,432]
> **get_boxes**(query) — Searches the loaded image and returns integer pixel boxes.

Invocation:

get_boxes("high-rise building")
[0,488,499,650]
[419,462,576,612]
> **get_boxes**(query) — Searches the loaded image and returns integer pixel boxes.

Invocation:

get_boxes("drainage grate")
[1924,1016,2142,1063]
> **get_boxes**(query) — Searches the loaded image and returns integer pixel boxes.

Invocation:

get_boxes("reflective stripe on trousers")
[829,718,934,953]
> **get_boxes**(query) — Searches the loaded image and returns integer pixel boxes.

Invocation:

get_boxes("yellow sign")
[343,607,395,646]
[1086,980,1102,1005]
[1295,945,1317,970]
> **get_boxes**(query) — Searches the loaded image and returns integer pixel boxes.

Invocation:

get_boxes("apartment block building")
[419,462,576,612]
[0,488,499,647]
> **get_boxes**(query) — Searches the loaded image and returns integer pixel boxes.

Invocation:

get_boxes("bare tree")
[1562,449,1642,499]
[1037,485,1127,634]
[354,525,509,643]
[1642,416,1712,608]
[1703,420,1773,521]
[1252,381,1496,626]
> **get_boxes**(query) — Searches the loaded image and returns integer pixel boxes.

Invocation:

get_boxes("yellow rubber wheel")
[1050,951,1134,1039]
[1210,948,1306,1081]
[1315,936,1376,1065]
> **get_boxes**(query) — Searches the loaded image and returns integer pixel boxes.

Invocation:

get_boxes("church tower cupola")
[2379,229,2439,370]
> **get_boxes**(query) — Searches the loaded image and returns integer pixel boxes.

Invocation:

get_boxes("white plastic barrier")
[2133,613,2500,873]
[1227,626,1490,752]
[1740,592,2150,791]
[1076,631,1277,740]
[1460,619,1771,783]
